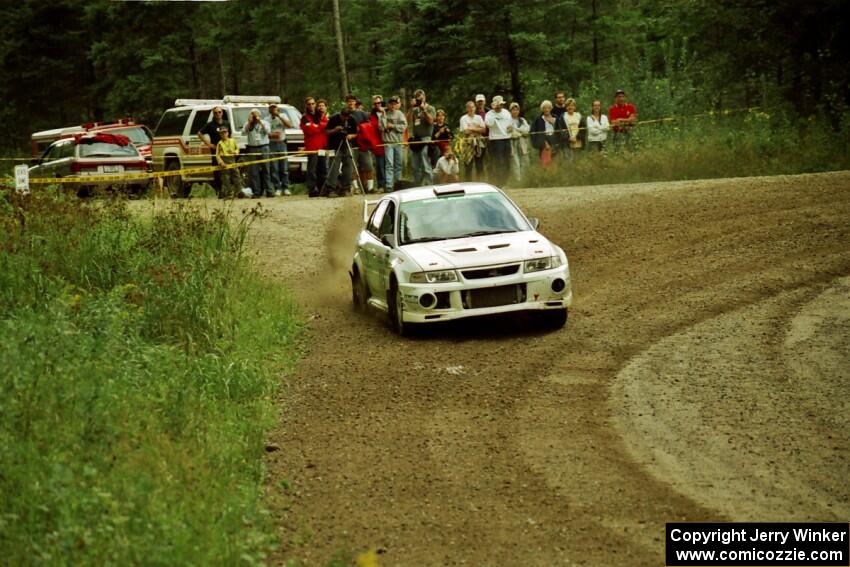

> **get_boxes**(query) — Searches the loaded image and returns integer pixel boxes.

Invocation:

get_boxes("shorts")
[357,149,373,173]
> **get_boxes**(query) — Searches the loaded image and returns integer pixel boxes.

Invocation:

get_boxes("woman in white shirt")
[564,98,584,155]
[458,101,487,180]
[586,99,609,152]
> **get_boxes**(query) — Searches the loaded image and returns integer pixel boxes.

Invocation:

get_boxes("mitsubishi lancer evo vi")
[350,183,572,335]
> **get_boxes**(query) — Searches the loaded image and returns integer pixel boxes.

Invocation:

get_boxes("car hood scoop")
[404,232,553,271]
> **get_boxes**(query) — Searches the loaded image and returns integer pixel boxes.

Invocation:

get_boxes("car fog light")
[551,278,566,292]
[419,293,437,309]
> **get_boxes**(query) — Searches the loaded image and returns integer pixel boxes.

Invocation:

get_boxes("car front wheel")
[388,280,411,336]
[539,308,568,330]
[165,160,188,198]
[351,268,369,313]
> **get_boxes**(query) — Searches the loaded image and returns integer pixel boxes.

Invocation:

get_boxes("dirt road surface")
[249,171,850,566]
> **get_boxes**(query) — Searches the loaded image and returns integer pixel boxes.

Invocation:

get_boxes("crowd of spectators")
[203,88,638,198]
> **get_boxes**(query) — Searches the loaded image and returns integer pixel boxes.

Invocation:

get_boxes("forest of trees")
[1,0,848,155]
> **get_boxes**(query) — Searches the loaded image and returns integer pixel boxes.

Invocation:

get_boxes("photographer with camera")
[323,106,359,197]
[405,89,435,185]
[268,104,293,196]
[434,146,460,184]
[241,108,272,198]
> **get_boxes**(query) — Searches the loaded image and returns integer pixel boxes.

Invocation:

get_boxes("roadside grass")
[520,111,850,188]
[0,191,301,564]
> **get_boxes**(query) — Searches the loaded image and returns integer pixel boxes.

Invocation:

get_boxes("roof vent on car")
[223,95,281,104]
[488,243,510,249]
[452,247,477,253]
[433,186,465,197]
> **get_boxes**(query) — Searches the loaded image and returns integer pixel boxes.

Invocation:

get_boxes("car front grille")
[461,264,520,280]
[462,284,527,309]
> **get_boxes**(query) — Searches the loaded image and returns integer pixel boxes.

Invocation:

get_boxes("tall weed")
[0,192,300,564]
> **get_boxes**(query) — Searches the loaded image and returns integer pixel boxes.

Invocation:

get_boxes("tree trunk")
[332,0,349,98]
[218,47,227,95]
[591,0,599,66]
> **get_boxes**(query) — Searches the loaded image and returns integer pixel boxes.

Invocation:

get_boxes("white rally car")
[350,183,572,335]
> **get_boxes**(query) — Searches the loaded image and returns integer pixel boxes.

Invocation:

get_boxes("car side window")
[378,201,395,238]
[368,201,389,237]
[155,109,192,137]
[189,110,211,137]
[58,142,76,159]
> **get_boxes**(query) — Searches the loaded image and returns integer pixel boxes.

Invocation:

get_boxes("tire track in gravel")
[256,171,850,566]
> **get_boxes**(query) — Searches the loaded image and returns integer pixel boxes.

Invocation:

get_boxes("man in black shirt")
[197,106,230,197]
[324,107,359,197]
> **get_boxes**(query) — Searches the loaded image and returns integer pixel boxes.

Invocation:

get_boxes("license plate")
[466,284,526,309]
[101,165,122,173]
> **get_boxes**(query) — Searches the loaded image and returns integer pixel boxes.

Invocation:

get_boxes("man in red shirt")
[608,89,637,150]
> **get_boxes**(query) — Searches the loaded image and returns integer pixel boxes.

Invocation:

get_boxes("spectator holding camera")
[434,147,460,184]
[241,108,272,198]
[406,89,436,185]
[268,104,293,196]
[324,106,359,197]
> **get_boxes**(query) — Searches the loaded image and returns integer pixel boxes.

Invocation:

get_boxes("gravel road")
[246,171,850,566]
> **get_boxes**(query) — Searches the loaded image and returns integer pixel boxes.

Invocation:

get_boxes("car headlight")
[524,255,563,273]
[410,270,459,283]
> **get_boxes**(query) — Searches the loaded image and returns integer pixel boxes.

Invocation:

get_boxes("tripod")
[321,137,364,197]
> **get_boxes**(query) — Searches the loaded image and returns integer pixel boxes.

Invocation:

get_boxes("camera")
[414,98,423,107]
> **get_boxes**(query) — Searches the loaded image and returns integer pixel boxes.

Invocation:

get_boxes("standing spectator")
[241,108,272,198]
[197,106,229,197]
[324,106,359,197]
[215,125,241,198]
[357,115,383,193]
[406,89,435,185]
[509,102,531,183]
[474,93,489,167]
[345,95,373,192]
[300,97,328,198]
[430,109,453,167]
[531,100,558,169]
[586,99,609,152]
[382,96,407,191]
[459,101,486,181]
[369,95,387,192]
[484,95,513,186]
[551,91,568,120]
[608,89,638,150]
[563,97,585,159]
[434,147,460,184]
[268,103,292,196]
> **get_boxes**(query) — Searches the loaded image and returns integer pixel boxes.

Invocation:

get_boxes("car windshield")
[399,192,531,245]
[111,126,152,145]
[232,107,301,130]
[78,142,140,158]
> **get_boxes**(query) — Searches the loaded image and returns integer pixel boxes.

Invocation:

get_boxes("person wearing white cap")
[484,95,513,185]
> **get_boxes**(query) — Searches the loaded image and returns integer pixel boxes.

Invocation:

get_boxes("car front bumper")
[397,267,572,324]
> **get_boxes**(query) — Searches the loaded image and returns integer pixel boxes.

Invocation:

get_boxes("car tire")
[539,308,568,330]
[388,279,412,336]
[351,268,369,313]
[165,160,188,198]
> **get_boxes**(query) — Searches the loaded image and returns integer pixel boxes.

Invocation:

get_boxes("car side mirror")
[528,218,540,230]
[381,234,397,248]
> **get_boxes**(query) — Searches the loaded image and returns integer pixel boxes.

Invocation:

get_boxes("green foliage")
[0,193,301,564]
[519,110,850,188]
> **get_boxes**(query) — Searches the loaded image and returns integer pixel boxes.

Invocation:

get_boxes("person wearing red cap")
[608,89,638,150]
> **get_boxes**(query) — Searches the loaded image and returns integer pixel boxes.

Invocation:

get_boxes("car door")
[363,200,389,297]
[375,200,397,296]
[185,108,214,170]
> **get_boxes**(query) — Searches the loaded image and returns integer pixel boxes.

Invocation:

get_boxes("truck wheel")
[165,160,188,198]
